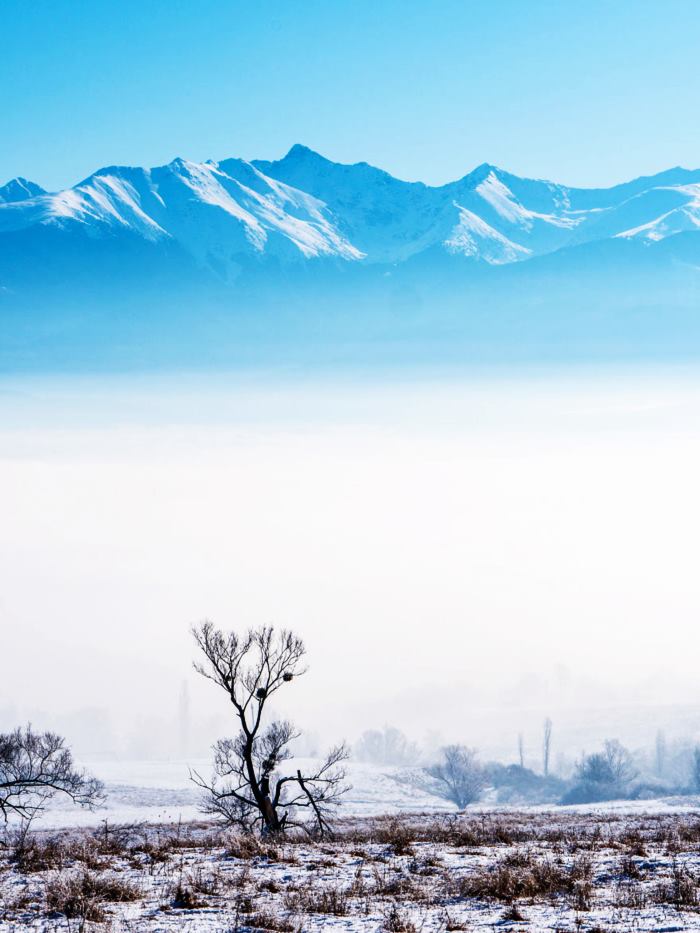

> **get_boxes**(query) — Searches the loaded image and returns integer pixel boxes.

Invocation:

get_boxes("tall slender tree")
[543,718,553,777]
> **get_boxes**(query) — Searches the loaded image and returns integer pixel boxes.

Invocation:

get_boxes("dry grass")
[5,811,700,930]
[458,851,593,908]
[45,869,141,922]
[283,881,351,915]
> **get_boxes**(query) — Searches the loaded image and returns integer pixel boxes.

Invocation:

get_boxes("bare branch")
[0,727,103,823]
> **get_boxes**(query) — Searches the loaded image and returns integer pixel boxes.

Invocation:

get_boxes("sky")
[2,0,700,191]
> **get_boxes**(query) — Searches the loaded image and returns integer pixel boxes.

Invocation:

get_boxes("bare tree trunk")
[518,733,524,768]
[655,730,666,778]
[543,718,553,777]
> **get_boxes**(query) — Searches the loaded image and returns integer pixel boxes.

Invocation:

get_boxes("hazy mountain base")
[2,231,700,372]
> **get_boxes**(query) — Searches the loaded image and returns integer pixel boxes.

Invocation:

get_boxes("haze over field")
[2,368,700,763]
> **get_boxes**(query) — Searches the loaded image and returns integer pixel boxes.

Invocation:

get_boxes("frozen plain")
[4,761,700,931]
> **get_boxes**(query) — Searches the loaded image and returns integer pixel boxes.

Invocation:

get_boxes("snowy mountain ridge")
[3,146,700,279]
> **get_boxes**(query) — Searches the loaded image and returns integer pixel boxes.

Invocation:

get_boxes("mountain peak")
[281,143,330,166]
[0,176,46,203]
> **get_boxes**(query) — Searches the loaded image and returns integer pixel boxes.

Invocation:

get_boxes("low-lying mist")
[1,365,699,766]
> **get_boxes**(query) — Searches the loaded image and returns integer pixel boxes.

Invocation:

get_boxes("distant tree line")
[356,719,700,809]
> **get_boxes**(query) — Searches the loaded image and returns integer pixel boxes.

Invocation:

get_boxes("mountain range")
[3,145,700,271]
[2,146,700,369]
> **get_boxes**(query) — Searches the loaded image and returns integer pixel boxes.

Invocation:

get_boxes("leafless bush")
[374,817,416,855]
[654,861,699,909]
[241,907,300,931]
[45,869,140,921]
[458,852,592,906]
[170,878,207,909]
[225,833,280,861]
[283,880,351,914]
[613,879,647,909]
[371,864,424,901]
[382,903,418,932]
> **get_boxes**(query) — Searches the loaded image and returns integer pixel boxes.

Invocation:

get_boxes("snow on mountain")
[2,147,700,281]
[0,177,46,203]
[444,203,531,263]
[0,157,363,279]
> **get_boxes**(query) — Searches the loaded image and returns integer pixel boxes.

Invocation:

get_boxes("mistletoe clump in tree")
[191,622,348,837]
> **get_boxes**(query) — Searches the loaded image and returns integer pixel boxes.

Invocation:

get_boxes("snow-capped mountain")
[254,145,700,261]
[3,147,700,371]
[0,177,46,204]
[0,157,362,276]
[3,146,700,286]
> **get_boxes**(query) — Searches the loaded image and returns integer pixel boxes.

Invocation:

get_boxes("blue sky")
[2,0,700,191]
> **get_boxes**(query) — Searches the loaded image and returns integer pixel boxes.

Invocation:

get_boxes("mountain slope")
[3,147,700,370]
[0,177,46,203]
[4,147,700,285]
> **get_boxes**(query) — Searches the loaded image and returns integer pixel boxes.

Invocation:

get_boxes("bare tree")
[575,739,637,792]
[191,622,349,837]
[655,729,666,778]
[424,745,486,809]
[354,726,420,767]
[691,745,700,793]
[602,739,637,787]
[0,726,103,823]
[542,718,553,777]
[517,732,525,769]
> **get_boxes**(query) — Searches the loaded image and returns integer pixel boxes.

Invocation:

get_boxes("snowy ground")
[4,810,700,931]
[5,760,700,930]
[31,759,700,831]
[31,760,453,830]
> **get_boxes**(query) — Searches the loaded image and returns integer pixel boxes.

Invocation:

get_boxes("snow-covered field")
[32,760,453,831]
[4,760,700,930]
[26,757,700,834]
[4,809,700,931]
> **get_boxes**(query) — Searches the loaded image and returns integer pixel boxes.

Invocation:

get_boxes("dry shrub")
[501,903,527,922]
[170,879,207,909]
[13,835,67,873]
[459,853,592,907]
[375,818,416,855]
[382,903,418,932]
[283,881,350,915]
[441,909,469,931]
[226,834,280,862]
[244,907,299,931]
[618,853,644,880]
[46,869,140,921]
[614,879,647,910]
[371,865,424,901]
[654,862,699,909]
[618,828,647,857]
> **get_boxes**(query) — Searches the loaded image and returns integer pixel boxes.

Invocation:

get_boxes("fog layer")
[1,367,698,761]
